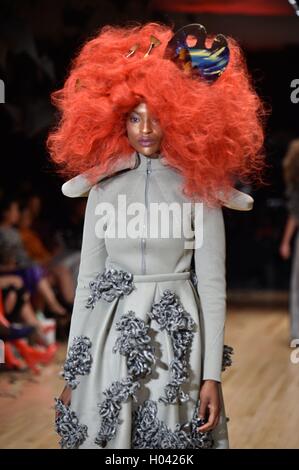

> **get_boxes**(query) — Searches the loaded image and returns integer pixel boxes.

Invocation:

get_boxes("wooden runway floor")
[0,306,298,449]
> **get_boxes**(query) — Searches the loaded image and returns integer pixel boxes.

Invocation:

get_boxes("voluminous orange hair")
[47,22,266,204]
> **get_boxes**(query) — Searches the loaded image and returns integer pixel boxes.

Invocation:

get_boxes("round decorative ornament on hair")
[164,23,230,83]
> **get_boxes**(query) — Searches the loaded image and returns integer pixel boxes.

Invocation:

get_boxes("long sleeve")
[193,202,227,383]
[66,185,108,351]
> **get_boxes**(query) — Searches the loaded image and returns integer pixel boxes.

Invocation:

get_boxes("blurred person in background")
[49,198,85,286]
[280,138,299,341]
[18,194,75,311]
[0,192,66,316]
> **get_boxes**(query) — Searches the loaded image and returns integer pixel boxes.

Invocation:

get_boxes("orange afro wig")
[47,22,267,204]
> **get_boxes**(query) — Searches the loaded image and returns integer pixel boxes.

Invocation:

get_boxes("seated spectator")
[0,274,47,345]
[18,197,75,310]
[0,193,66,317]
[47,198,85,285]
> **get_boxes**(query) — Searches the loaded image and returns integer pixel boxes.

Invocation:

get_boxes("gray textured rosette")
[95,377,140,448]
[61,335,93,390]
[55,398,88,449]
[148,289,196,404]
[132,399,213,449]
[112,310,155,377]
[86,268,135,309]
[222,344,234,371]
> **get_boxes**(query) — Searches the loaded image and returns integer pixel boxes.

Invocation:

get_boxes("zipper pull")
[146,158,152,174]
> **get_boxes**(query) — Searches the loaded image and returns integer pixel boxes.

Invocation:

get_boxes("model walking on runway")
[47,22,265,449]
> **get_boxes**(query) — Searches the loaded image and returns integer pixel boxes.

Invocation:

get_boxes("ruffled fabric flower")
[55,398,88,449]
[148,289,196,404]
[86,268,135,309]
[61,335,92,390]
[112,311,155,377]
[222,344,234,371]
[132,399,213,449]
[95,377,140,448]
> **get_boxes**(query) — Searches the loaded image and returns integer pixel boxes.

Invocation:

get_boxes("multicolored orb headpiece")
[125,23,230,84]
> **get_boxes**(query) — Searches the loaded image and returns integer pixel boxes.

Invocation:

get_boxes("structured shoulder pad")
[61,153,138,198]
[217,187,254,211]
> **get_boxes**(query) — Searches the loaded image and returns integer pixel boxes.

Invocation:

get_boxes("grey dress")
[55,152,230,449]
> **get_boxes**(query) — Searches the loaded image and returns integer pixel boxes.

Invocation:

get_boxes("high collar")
[134,152,170,171]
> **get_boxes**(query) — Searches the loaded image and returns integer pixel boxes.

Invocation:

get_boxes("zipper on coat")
[141,157,152,274]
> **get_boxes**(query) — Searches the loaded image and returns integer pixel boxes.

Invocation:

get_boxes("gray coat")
[55,152,230,449]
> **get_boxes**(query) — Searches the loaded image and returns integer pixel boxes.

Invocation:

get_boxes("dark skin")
[197,380,221,432]
[125,101,163,157]
[56,102,222,433]
[57,384,71,408]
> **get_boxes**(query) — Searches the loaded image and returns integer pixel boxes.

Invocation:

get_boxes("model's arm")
[192,202,226,432]
[193,202,226,382]
[279,215,298,260]
[65,185,108,349]
[57,185,108,406]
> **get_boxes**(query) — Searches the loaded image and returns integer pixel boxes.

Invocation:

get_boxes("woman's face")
[126,102,163,157]
[6,201,20,225]
[19,207,32,229]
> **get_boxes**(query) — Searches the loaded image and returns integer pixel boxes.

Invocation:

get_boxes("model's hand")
[197,380,221,432]
[279,241,291,260]
[55,385,72,419]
